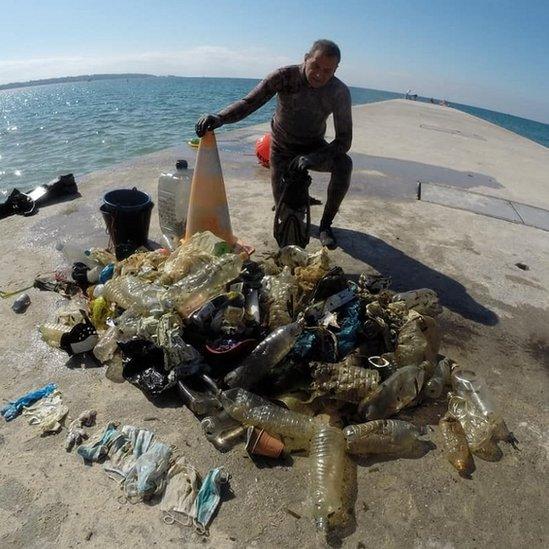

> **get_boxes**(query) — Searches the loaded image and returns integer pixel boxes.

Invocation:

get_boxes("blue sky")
[1,0,548,122]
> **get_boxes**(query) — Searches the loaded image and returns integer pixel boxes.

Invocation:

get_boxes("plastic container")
[311,362,380,403]
[360,363,425,420]
[439,413,475,477]
[343,419,427,455]
[157,160,193,250]
[309,424,346,533]
[100,188,153,260]
[221,388,314,446]
[169,253,244,317]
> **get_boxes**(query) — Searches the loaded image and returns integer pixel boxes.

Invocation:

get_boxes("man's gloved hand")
[289,155,313,172]
[195,114,223,137]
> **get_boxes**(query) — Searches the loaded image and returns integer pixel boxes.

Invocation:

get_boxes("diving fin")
[273,168,312,248]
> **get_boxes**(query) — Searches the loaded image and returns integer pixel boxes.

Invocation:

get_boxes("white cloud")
[0,46,293,84]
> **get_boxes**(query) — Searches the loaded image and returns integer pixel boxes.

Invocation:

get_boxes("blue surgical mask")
[193,467,228,530]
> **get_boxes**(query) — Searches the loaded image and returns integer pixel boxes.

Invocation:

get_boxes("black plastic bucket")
[100,187,153,260]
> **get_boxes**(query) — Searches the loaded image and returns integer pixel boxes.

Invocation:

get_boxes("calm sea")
[0,76,547,192]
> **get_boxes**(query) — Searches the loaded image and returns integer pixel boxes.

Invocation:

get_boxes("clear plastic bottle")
[220,388,314,445]
[39,323,72,348]
[424,356,454,399]
[169,254,244,317]
[157,160,193,250]
[448,368,512,459]
[360,363,425,420]
[309,424,346,534]
[343,419,427,455]
[103,276,171,315]
[439,413,475,477]
[188,291,240,329]
[262,266,297,329]
[224,318,305,389]
[311,362,380,403]
[55,241,97,269]
[394,311,440,368]
[93,325,120,363]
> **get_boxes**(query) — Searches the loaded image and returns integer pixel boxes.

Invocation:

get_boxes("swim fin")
[273,168,311,248]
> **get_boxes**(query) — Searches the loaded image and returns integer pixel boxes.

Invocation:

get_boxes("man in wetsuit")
[195,39,352,249]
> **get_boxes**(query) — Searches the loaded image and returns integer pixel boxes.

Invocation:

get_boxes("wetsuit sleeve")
[319,86,353,159]
[217,70,282,124]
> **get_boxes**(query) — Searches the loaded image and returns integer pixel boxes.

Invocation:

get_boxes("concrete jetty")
[0,100,547,547]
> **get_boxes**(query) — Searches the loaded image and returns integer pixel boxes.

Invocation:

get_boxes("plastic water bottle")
[220,388,315,445]
[309,424,346,534]
[343,419,427,455]
[157,160,193,250]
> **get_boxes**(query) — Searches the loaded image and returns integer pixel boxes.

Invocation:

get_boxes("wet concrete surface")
[0,100,548,548]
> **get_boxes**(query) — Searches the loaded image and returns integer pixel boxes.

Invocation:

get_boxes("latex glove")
[195,114,223,137]
[289,155,313,172]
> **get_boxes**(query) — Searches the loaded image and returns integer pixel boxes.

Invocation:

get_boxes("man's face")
[304,50,339,88]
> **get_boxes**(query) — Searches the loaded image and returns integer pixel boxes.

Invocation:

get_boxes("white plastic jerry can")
[157,159,193,250]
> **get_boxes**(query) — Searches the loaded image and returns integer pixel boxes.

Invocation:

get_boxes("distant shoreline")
[0,73,157,91]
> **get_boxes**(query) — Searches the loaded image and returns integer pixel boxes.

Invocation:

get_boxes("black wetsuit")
[217,64,353,228]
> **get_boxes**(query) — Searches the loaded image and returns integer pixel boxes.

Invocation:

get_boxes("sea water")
[0,76,546,192]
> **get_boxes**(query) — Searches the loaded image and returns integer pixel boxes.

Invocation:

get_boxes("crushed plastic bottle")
[439,413,475,477]
[394,311,440,367]
[343,419,427,455]
[360,363,426,420]
[262,266,298,329]
[392,288,442,316]
[224,318,305,389]
[39,323,73,348]
[311,362,380,403]
[188,291,240,329]
[276,245,310,269]
[424,356,454,399]
[220,388,315,446]
[93,325,120,363]
[103,276,172,316]
[448,368,513,460]
[158,231,226,284]
[309,424,346,534]
[169,253,244,317]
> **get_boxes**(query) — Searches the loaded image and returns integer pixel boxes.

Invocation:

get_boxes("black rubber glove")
[288,155,313,172]
[195,114,223,137]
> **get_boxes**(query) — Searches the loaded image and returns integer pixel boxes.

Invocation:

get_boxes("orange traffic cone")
[184,130,236,244]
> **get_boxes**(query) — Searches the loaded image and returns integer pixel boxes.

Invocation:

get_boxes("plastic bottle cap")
[176,159,188,170]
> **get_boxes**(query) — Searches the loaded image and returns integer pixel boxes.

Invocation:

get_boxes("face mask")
[192,467,228,532]
[160,457,200,523]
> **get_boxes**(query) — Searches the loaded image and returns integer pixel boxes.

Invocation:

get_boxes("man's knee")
[333,153,353,176]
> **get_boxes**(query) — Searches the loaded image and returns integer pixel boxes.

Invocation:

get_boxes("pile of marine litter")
[26,230,516,538]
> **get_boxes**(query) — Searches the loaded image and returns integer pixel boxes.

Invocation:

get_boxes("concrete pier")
[0,100,547,547]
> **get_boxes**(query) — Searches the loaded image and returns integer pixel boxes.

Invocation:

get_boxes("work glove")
[289,155,313,172]
[195,114,223,137]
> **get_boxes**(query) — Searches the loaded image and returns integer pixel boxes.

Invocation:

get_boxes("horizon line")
[1,72,547,127]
